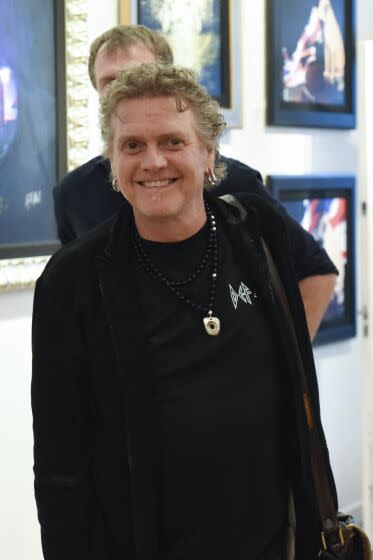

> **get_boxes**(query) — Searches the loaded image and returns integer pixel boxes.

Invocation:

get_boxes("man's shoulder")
[214,155,267,197]
[219,155,263,180]
[37,216,114,289]
[54,155,110,198]
[216,191,284,225]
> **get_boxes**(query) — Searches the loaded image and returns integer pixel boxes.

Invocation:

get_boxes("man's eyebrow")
[116,134,142,144]
[157,131,189,140]
[116,131,190,143]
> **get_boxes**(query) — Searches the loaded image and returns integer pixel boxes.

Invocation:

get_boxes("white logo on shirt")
[229,282,257,310]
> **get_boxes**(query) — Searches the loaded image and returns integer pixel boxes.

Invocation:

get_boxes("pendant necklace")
[132,201,220,336]
[203,311,220,336]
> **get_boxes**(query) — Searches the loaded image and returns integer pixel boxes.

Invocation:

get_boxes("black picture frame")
[268,175,356,345]
[266,0,356,129]
[0,0,66,260]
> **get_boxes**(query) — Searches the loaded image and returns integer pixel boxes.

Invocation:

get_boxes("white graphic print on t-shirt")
[229,282,258,310]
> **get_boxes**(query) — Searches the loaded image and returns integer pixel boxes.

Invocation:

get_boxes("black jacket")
[32,193,337,560]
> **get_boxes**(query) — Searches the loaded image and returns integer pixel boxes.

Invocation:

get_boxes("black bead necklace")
[132,201,220,336]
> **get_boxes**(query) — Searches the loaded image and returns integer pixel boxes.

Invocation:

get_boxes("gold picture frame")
[119,0,131,24]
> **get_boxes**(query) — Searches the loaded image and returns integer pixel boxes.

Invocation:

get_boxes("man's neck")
[134,210,207,243]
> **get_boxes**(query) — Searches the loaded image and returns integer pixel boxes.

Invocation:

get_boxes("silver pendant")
[203,314,220,336]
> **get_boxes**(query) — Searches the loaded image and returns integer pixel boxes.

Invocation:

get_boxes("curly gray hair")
[100,62,227,186]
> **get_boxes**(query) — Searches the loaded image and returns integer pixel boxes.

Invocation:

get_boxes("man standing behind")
[53,24,337,339]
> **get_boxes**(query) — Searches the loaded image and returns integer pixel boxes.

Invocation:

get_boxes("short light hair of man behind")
[100,63,227,186]
[88,25,174,89]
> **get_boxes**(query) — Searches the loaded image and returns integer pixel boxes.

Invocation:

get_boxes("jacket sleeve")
[216,156,338,280]
[31,266,96,559]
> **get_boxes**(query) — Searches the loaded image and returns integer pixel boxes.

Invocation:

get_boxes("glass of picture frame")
[0,0,67,289]
[268,174,356,345]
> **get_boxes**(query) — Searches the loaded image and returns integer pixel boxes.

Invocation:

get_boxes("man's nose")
[141,146,167,171]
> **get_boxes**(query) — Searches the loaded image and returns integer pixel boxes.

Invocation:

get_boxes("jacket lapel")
[95,205,161,560]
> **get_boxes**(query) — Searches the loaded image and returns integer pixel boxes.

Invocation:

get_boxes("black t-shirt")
[133,217,291,559]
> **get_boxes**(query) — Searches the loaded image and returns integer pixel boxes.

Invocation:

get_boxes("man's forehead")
[111,96,195,131]
[94,42,157,94]
[115,96,189,116]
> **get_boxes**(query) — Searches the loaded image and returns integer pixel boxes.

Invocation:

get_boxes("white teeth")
[141,179,173,188]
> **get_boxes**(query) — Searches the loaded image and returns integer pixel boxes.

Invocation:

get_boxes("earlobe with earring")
[112,177,121,192]
[207,168,217,186]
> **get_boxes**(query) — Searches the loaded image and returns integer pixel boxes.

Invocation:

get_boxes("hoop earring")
[112,177,121,192]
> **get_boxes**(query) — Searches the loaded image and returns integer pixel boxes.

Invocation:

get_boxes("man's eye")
[125,142,139,151]
[168,138,183,147]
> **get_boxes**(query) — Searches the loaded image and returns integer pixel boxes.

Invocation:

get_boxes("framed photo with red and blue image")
[268,175,356,345]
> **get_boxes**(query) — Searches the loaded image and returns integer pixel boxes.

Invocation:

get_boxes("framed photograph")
[266,0,355,128]
[0,0,67,288]
[120,0,241,127]
[267,175,356,345]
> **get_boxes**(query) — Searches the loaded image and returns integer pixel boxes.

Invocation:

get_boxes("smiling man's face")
[110,95,214,241]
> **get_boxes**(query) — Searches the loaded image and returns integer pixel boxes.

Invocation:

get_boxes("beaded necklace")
[132,201,220,336]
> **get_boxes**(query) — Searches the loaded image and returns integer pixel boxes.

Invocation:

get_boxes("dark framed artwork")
[0,0,66,261]
[268,175,356,345]
[120,0,241,127]
[266,0,355,128]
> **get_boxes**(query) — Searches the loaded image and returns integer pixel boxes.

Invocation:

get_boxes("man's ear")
[206,148,215,170]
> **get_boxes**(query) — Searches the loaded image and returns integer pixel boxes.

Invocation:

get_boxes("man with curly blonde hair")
[34,62,338,560]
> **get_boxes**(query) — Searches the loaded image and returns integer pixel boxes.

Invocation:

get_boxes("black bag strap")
[219,194,342,547]
[260,239,339,525]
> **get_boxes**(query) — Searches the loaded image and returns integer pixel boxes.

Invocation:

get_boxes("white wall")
[0,290,39,557]
[359,40,373,539]
[0,1,371,558]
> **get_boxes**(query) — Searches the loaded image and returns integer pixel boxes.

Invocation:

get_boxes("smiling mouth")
[137,178,177,188]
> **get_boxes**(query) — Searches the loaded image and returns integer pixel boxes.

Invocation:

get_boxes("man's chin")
[133,190,182,218]
[139,207,179,221]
